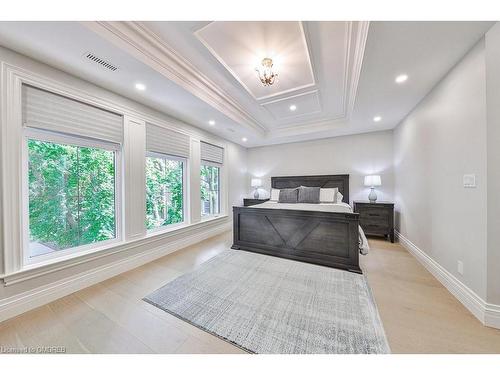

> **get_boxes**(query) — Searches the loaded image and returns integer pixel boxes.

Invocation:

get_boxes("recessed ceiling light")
[135,83,146,91]
[395,74,408,84]
[242,137,248,142]
[289,104,297,111]
[373,116,382,122]
[208,120,215,126]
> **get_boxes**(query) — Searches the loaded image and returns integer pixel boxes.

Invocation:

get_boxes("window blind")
[145,123,190,158]
[201,141,224,164]
[22,84,123,144]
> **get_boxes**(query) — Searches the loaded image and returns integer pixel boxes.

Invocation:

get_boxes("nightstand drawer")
[359,215,390,227]
[359,207,390,219]
[362,223,390,234]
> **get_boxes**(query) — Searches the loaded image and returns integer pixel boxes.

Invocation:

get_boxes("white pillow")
[270,188,280,201]
[320,188,338,203]
[336,191,344,203]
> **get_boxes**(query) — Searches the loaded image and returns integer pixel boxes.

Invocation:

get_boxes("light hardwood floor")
[1,231,500,353]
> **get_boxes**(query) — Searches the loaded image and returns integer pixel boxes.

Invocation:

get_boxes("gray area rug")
[144,250,390,354]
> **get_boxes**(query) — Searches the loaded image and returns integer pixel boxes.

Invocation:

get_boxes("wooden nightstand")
[353,201,395,243]
[243,198,269,207]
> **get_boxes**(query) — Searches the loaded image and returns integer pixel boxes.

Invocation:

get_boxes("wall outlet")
[458,260,464,275]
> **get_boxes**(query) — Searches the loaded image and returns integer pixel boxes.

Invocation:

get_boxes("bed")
[231,174,368,274]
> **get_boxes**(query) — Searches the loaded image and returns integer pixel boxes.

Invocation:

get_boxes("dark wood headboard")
[271,174,349,204]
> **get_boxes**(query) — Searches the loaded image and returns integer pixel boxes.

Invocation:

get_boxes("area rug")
[143,250,390,354]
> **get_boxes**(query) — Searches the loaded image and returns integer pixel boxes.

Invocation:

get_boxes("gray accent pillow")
[298,186,320,203]
[278,188,298,203]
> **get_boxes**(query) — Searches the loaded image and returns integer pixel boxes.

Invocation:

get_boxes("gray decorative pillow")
[278,188,298,203]
[298,186,320,203]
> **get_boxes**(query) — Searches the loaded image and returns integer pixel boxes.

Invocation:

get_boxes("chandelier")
[255,57,278,86]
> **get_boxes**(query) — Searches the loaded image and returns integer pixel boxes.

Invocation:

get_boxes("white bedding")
[252,201,370,254]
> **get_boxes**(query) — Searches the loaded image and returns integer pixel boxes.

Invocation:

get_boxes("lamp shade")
[251,178,262,188]
[364,175,382,187]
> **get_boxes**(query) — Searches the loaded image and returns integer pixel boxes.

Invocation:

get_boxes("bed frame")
[231,174,362,273]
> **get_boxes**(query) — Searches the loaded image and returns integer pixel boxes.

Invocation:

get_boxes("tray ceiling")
[261,90,322,122]
[102,20,369,138]
[195,21,315,101]
[0,21,494,147]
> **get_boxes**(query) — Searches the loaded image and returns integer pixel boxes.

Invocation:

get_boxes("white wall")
[247,131,394,204]
[393,40,488,299]
[227,142,248,208]
[485,23,500,305]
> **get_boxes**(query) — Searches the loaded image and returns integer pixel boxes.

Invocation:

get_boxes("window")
[145,153,186,230]
[26,132,119,260]
[201,163,220,217]
[21,84,123,264]
[200,141,223,217]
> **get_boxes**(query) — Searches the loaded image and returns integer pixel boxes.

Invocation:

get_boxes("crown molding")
[82,21,267,136]
[82,21,369,142]
[268,116,348,139]
[260,89,323,122]
[346,21,370,119]
[262,21,369,138]
[194,21,316,102]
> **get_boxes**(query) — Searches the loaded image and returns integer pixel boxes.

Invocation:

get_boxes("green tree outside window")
[145,155,184,230]
[200,164,220,216]
[28,139,116,256]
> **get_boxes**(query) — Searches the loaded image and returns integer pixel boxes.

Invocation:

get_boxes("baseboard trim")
[395,230,500,329]
[485,303,500,328]
[0,220,231,323]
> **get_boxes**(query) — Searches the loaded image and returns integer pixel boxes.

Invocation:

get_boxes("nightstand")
[243,198,269,207]
[353,201,395,243]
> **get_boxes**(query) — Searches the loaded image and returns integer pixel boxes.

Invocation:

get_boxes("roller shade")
[146,123,190,158]
[201,141,224,164]
[22,84,123,144]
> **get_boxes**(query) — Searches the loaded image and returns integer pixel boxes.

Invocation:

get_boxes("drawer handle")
[367,213,381,216]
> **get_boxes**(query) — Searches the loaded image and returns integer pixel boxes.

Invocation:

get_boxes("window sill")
[22,238,124,272]
[1,214,229,286]
[145,221,188,238]
[200,214,225,222]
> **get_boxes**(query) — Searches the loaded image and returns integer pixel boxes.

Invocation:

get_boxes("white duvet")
[251,201,370,255]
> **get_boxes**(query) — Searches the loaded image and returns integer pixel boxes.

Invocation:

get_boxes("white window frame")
[200,160,222,218]
[1,62,227,283]
[21,127,123,267]
[145,151,188,233]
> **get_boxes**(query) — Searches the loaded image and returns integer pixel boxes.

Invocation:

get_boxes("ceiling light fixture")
[256,57,278,86]
[373,116,382,122]
[135,83,146,91]
[395,74,408,84]
[208,120,215,126]
[289,104,297,111]
[242,137,248,142]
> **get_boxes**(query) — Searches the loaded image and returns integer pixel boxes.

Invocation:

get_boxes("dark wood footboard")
[231,206,362,274]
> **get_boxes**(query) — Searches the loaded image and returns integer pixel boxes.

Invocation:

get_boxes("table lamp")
[364,175,382,203]
[251,178,262,199]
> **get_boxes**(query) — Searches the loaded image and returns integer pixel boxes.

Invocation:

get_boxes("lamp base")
[368,187,377,203]
[253,189,260,199]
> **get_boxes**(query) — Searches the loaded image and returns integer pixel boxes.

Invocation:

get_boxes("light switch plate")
[463,174,476,188]
[458,260,464,275]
